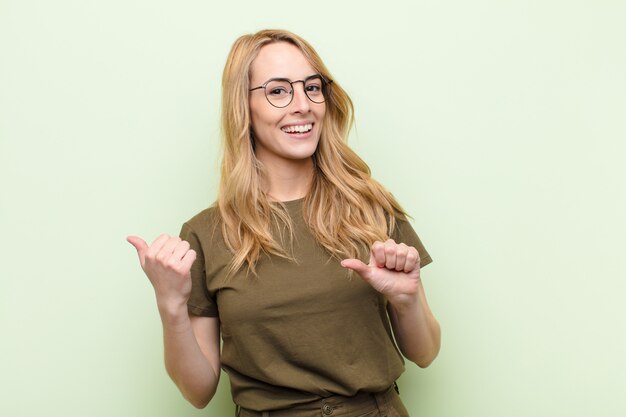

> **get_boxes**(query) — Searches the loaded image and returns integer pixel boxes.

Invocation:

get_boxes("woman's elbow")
[415,353,438,368]
[189,398,209,409]
[185,391,214,409]
[407,330,441,368]
[404,347,439,368]
[180,383,217,409]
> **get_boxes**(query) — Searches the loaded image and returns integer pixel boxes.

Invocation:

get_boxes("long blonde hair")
[218,29,406,276]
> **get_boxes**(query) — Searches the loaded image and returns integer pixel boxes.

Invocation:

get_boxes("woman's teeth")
[282,124,313,133]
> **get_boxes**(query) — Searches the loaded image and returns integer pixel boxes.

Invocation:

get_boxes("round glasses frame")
[249,74,333,108]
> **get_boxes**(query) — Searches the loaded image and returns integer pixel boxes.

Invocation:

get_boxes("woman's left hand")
[341,239,421,307]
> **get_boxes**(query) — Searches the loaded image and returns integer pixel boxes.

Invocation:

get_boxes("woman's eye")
[268,87,289,96]
[305,84,322,92]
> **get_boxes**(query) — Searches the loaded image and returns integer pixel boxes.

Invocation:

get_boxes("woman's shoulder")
[388,212,433,267]
[182,204,222,237]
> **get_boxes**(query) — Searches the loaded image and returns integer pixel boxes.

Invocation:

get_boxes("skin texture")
[127,41,440,409]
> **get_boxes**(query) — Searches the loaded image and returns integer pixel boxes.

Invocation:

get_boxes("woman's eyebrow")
[262,74,320,83]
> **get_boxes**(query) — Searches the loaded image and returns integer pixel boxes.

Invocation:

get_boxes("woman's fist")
[127,234,197,307]
[341,239,421,307]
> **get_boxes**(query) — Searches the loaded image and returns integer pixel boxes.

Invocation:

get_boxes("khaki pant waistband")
[237,385,399,417]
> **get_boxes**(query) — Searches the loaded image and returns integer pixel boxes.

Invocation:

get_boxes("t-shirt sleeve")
[391,218,433,268]
[179,222,219,317]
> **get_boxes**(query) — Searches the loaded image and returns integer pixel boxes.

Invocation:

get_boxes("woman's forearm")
[159,303,220,409]
[387,280,441,368]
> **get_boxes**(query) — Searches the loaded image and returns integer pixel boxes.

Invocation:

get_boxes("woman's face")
[248,42,326,168]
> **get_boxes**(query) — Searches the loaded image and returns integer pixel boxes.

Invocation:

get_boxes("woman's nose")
[289,82,311,113]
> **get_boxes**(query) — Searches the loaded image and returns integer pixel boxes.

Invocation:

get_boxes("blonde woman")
[128,29,440,417]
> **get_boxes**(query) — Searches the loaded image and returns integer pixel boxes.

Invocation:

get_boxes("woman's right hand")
[128,235,220,407]
[127,234,197,312]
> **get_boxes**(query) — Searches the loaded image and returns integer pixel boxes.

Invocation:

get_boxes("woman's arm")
[161,308,221,408]
[128,235,221,408]
[386,279,440,367]
[341,239,441,367]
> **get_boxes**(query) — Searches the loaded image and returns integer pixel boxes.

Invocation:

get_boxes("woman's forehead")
[250,42,316,84]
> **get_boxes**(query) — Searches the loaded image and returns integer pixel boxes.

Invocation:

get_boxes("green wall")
[1,1,625,416]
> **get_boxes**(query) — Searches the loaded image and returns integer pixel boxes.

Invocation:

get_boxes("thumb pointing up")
[126,235,149,267]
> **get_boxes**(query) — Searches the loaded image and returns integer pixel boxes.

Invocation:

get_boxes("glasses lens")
[265,80,292,108]
[304,76,326,103]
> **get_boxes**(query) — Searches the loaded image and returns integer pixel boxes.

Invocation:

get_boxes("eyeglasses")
[249,74,332,108]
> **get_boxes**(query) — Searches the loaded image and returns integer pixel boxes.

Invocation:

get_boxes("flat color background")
[1,1,625,416]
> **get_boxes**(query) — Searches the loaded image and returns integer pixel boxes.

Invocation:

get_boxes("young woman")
[128,29,440,417]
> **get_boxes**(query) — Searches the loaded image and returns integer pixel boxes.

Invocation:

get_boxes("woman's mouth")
[281,123,313,135]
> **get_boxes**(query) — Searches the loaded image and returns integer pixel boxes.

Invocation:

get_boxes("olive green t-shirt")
[179,199,432,411]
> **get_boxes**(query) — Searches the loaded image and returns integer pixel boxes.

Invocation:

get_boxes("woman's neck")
[262,157,315,202]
